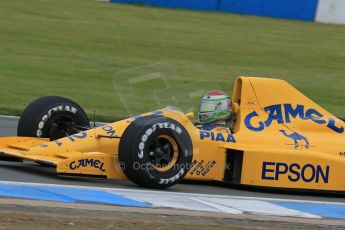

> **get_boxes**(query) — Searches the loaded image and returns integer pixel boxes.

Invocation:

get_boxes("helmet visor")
[198,96,231,123]
[199,100,217,113]
[199,98,230,113]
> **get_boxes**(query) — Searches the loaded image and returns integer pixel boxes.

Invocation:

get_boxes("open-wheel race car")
[0,77,344,192]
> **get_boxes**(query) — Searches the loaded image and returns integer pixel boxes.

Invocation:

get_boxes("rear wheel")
[17,96,89,141]
[119,116,193,189]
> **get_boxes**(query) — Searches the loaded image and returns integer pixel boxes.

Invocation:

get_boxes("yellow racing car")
[0,77,344,191]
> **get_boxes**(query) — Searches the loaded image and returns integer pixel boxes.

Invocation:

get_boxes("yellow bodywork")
[0,77,344,191]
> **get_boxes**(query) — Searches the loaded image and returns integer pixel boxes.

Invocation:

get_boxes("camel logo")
[279,130,310,149]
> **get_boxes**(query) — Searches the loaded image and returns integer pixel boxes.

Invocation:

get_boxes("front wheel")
[119,116,193,189]
[17,96,89,141]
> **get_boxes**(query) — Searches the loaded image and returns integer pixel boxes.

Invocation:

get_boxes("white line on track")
[0,180,343,206]
[0,180,326,218]
[191,198,243,214]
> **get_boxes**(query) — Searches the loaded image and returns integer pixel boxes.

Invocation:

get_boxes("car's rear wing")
[231,77,344,135]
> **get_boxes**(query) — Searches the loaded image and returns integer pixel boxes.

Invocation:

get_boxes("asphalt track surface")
[0,116,343,203]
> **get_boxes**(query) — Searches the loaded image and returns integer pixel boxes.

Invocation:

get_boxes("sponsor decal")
[67,131,88,142]
[189,160,203,175]
[138,122,183,159]
[40,144,48,148]
[54,140,63,147]
[102,125,116,137]
[69,159,105,172]
[52,131,88,146]
[262,162,329,184]
[199,131,236,143]
[158,168,184,185]
[189,159,216,176]
[245,104,344,133]
[279,130,310,149]
[36,105,78,137]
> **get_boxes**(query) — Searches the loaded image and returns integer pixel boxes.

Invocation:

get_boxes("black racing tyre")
[17,96,89,141]
[119,116,193,189]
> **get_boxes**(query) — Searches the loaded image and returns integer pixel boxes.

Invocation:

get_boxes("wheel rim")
[44,114,80,140]
[148,135,180,172]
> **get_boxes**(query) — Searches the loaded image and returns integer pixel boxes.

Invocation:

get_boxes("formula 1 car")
[0,77,344,191]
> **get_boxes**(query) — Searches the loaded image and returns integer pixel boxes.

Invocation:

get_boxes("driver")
[197,90,235,132]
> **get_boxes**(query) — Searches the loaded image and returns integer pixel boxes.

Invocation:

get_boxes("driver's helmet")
[198,90,232,124]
